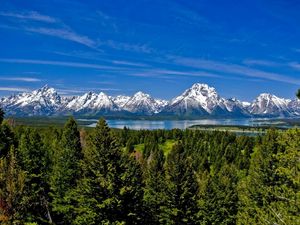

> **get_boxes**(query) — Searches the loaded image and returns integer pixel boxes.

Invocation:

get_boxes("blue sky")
[1,0,300,101]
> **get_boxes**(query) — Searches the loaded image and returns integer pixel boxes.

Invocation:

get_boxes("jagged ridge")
[0,83,299,117]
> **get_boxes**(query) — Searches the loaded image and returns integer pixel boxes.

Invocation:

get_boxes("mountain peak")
[133,91,150,98]
[186,83,217,96]
[35,84,56,95]
[98,92,108,97]
[250,93,291,116]
[257,93,274,99]
[191,83,210,90]
[0,84,298,117]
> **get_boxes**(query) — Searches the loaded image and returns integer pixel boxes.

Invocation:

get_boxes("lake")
[78,118,290,130]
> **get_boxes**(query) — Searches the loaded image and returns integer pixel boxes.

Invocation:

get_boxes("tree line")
[0,108,299,224]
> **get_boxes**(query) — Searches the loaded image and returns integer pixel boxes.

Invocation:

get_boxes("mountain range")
[0,83,299,118]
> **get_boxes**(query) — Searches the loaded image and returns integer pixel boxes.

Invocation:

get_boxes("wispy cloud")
[243,59,281,67]
[171,4,213,30]
[289,62,300,70]
[57,88,86,95]
[51,51,149,67]
[112,60,148,67]
[92,81,116,85]
[1,10,155,53]
[98,88,121,91]
[0,87,30,92]
[101,40,153,53]
[172,56,300,85]
[0,11,57,23]
[1,10,97,49]
[51,50,104,60]
[95,10,118,32]
[0,77,41,82]
[127,68,221,79]
[0,58,120,70]
[57,87,120,96]
[26,27,97,48]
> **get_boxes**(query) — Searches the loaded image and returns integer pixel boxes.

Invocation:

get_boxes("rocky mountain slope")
[0,84,299,118]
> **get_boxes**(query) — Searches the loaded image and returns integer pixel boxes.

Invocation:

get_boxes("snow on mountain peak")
[33,85,56,96]
[0,83,299,117]
[111,95,131,108]
[133,91,150,99]
[191,83,212,90]
[123,91,161,114]
[66,91,116,112]
[0,85,63,116]
[250,93,291,116]
[171,83,223,113]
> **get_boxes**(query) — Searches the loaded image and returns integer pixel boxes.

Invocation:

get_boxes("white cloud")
[101,40,153,53]
[0,87,30,92]
[112,60,148,67]
[243,59,281,67]
[0,11,57,23]
[173,56,300,85]
[289,62,300,70]
[0,77,41,82]
[0,58,118,70]
[26,27,96,48]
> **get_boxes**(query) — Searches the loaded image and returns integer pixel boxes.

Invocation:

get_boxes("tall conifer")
[50,117,83,223]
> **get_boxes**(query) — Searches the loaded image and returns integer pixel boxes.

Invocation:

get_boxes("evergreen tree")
[18,128,52,224]
[50,117,83,224]
[74,118,144,224]
[117,152,145,224]
[273,129,300,224]
[296,89,300,99]
[237,129,288,225]
[0,146,25,224]
[162,142,199,225]
[143,145,166,224]
[0,121,15,158]
[0,108,4,124]
[126,137,135,153]
[199,163,239,225]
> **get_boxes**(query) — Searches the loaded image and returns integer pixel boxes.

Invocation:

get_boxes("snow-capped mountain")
[161,83,238,116]
[123,91,163,115]
[224,98,250,116]
[111,95,131,108]
[155,99,169,112]
[288,99,300,116]
[65,91,117,114]
[0,83,299,117]
[249,93,292,117]
[0,85,64,116]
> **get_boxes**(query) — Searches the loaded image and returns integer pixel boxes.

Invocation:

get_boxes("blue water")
[78,118,287,130]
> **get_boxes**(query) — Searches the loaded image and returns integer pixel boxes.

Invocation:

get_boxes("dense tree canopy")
[0,115,299,224]
[0,108,4,124]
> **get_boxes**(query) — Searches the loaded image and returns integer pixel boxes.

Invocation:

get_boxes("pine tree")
[296,89,300,99]
[18,128,52,224]
[199,163,239,225]
[50,117,83,224]
[237,129,287,225]
[0,121,15,158]
[117,152,145,224]
[0,146,25,224]
[126,137,135,153]
[272,129,300,225]
[0,108,4,124]
[143,144,166,224]
[162,142,199,225]
[74,118,144,224]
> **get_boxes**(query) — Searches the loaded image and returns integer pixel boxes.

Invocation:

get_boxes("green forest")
[0,108,299,225]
